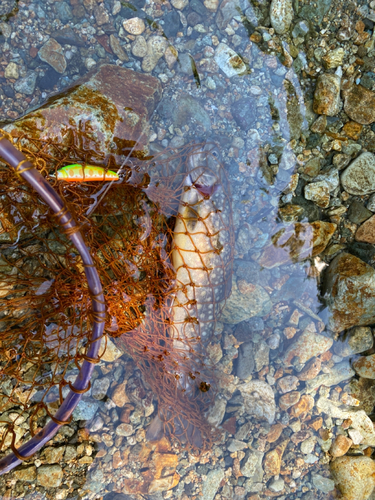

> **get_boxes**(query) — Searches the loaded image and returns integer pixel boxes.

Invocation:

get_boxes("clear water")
[1,0,375,499]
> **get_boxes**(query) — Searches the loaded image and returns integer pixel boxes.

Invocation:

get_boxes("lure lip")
[56,164,119,182]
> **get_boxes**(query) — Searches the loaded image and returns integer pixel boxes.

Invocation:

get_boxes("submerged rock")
[313,73,341,116]
[334,326,373,357]
[282,324,333,366]
[323,253,375,333]
[221,276,271,323]
[344,84,375,125]
[238,380,276,424]
[5,65,162,161]
[330,456,375,500]
[270,0,294,34]
[258,221,336,268]
[341,152,375,195]
[353,354,375,379]
[356,215,375,244]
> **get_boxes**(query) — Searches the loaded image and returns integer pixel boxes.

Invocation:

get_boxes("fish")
[56,164,119,182]
[146,142,234,446]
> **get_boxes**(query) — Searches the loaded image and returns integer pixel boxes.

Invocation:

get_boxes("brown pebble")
[309,417,323,431]
[284,326,297,339]
[277,375,299,394]
[330,434,353,457]
[298,357,321,381]
[222,416,237,435]
[342,121,363,140]
[112,381,129,407]
[289,395,314,418]
[266,423,285,443]
[279,391,301,411]
[263,440,289,475]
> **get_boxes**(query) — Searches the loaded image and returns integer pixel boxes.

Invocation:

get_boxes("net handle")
[0,132,106,474]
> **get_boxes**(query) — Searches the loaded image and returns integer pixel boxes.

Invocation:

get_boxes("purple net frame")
[0,133,106,474]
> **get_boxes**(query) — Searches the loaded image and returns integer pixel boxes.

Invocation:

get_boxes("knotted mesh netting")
[0,129,233,456]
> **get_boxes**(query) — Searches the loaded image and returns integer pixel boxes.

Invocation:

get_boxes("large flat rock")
[5,64,162,161]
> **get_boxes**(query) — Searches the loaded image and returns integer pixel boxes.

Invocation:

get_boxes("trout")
[146,142,234,446]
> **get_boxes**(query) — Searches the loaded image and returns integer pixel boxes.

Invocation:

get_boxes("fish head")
[187,143,221,194]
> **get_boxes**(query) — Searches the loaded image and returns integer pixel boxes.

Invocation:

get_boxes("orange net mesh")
[0,130,233,455]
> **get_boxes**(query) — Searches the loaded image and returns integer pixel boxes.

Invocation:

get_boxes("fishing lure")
[56,164,119,182]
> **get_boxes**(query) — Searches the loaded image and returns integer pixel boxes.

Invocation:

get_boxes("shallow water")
[1,0,375,498]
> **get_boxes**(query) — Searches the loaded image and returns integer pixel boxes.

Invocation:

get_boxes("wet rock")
[0,0,17,17]
[317,396,375,445]
[38,38,67,74]
[109,35,129,62]
[263,440,288,475]
[278,204,304,222]
[330,434,353,457]
[344,84,375,125]
[258,221,336,268]
[4,62,19,79]
[322,47,345,69]
[14,72,37,95]
[116,423,134,436]
[92,377,110,400]
[207,397,226,427]
[100,338,124,362]
[305,361,355,393]
[283,324,332,366]
[334,326,373,357]
[221,276,271,323]
[289,394,314,418]
[122,17,146,35]
[253,341,269,372]
[54,2,73,23]
[341,153,375,195]
[142,36,168,72]
[312,474,335,493]
[164,11,182,37]
[300,436,316,454]
[330,456,375,500]
[73,398,100,421]
[111,381,129,407]
[266,423,285,443]
[349,377,375,414]
[13,466,36,482]
[241,449,264,480]
[348,200,373,225]
[324,253,375,333]
[297,357,321,381]
[170,93,211,132]
[313,73,341,116]
[304,181,330,208]
[64,445,78,462]
[353,354,375,379]
[37,464,63,487]
[214,43,247,78]
[231,98,257,131]
[270,0,294,34]
[132,36,148,58]
[6,65,162,163]
[236,342,255,379]
[279,391,300,410]
[38,67,60,90]
[343,121,363,140]
[277,376,299,394]
[202,469,225,500]
[356,215,375,244]
[44,446,65,464]
[238,380,276,424]
[333,153,351,171]
[269,477,285,492]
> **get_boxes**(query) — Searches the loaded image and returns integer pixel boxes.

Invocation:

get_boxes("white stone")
[341,152,375,195]
[171,0,189,9]
[270,0,294,34]
[214,43,247,78]
[142,36,168,72]
[5,62,19,79]
[122,17,146,35]
[131,36,148,58]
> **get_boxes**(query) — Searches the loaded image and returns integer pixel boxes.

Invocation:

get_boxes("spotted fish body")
[171,143,233,393]
[56,164,119,182]
[145,143,233,447]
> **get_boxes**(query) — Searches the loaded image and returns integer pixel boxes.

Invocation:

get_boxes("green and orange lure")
[56,164,119,182]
